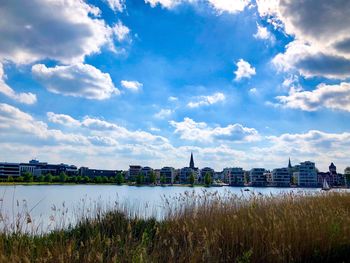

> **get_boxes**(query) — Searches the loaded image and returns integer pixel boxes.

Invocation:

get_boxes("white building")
[250,168,266,187]
[223,168,244,186]
[297,161,317,187]
[160,167,175,184]
[272,168,290,187]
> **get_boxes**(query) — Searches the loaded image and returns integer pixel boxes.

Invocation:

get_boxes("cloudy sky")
[1,0,350,171]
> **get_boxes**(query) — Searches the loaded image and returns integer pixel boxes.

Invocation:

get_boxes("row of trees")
[3,171,215,186]
[3,172,125,185]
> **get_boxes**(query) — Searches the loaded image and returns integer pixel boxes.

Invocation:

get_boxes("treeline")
[1,171,215,186]
[1,172,125,185]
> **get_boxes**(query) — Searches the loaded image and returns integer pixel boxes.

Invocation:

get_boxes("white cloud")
[154,109,173,119]
[168,96,178,101]
[145,0,251,13]
[207,0,251,14]
[257,0,350,79]
[120,80,143,92]
[112,21,130,42]
[47,112,81,127]
[249,87,258,94]
[169,117,260,143]
[105,0,125,12]
[276,82,350,112]
[2,104,350,171]
[32,63,119,100]
[0,0,116,65]
[0,63,37,104]
[187,92,225,108]
[0,103,88,144]
[234,59,256,81]
[253,23,275,43]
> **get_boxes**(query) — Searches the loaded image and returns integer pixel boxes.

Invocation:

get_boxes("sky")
[1,0,350,172]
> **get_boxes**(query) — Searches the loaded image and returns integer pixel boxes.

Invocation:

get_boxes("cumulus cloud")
[145,0,251,13]
[154,109,173,119]
[47,112,81,127]
[0,63,37,104]
[105,0,125,12]
[0,0,117,65]
[32,63,119,100]
[0,103,88,144]
[276,82,350,112]
[46,111,168,145]
[169,117,260,143]
[273,41,350,80]
[234,59,256,81]
[257,0,350,79]
[112,21,130,42]
[187,92,225,108]
[253,23,275,43]
[120,80,143,92]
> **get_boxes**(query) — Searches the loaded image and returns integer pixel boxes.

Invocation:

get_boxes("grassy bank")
[0,192,349,262]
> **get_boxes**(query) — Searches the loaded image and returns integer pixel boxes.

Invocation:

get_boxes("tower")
[189,152,194,169]
[288,158,292,169]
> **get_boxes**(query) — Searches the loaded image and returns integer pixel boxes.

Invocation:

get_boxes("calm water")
[0,185,344,233]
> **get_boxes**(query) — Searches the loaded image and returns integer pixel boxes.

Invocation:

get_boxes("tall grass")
[0,191,349,262]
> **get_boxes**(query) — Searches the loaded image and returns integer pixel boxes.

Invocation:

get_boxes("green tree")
[7,176,14,182]
[16,176,24,182]
[149,171,156,184]
[23,171,33,182]
[59,172,67,183]
[116,173,124,185]
[44,173,53,183]
[189,172,195,186]
[38,175,45,182]
[136,172,144,185]
[83,176,90,183]
[160,175,166,185]
[204,172,212,186]
[94,176,103,184]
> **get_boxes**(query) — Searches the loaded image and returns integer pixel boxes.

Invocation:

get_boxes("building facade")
[250,168,266,187]
[272,168,290,187]
[128,165,142,181]
[160,167,175,184]
[223,167,244,186]
[297,161,317,187]
[0,163,20,178]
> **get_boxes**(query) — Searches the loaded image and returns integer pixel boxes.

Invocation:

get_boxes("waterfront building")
[0,162,20,178]
[250,168,266,187]
[265,171,272,185]
[79,167,119,178]
[223,167,244,186]
[200,167,214,183]
[141,166,154,183]
[179,153,199,184]
[297,161,317,187]
[160,167,175,184]
[180,167,198,184]
[128,165,142,181]
[272,168,290,187]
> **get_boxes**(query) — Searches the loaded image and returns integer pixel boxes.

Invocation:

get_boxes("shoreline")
[0,182,348,189]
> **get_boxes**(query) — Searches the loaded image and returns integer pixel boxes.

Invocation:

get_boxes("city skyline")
[1,0,350,171]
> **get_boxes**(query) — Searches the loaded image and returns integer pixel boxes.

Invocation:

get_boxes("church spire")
[288,158,292,169]
[189,152,194,169]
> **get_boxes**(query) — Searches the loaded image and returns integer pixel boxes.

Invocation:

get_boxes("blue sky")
[1,0,350,171]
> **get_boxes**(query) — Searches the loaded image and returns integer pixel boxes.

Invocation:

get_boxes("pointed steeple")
[189,152,194,169]
[288,158,292,169]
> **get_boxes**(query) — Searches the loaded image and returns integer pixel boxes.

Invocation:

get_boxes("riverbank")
[0,191,349,262]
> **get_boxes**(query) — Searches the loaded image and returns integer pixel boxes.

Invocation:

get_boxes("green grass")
[0,192,350,262]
